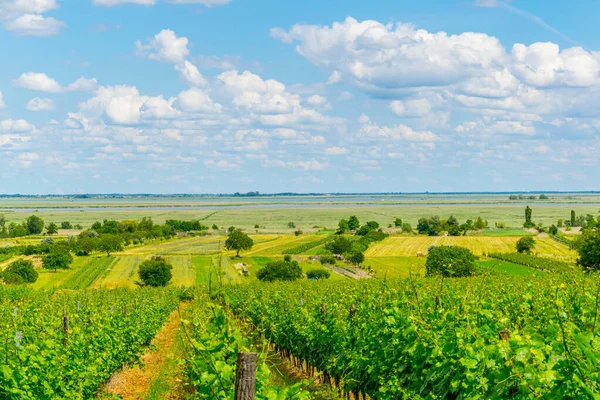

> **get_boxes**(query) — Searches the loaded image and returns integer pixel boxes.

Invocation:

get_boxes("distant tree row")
[417,215,488,236]
[509,194,549,200]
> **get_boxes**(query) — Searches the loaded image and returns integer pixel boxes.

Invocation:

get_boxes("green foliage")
[319,255,337,265]
[46,222,58,235]
[306,269,330,280]
[576,230,600,271]
[287,221,296,228]
[524,206,534,228]
[60,221,72,229]
[539,194,548,199]
[337,219,349,234]
[426,245,476,277]
[257,257,303,282]
[98,234,124,256]
[325,235,353,255]
[347,251,365,266]
[348,216,360,231]
[516,236,536,254]
[393,217,403,227]
[417,216,443,236]
[42,250,73,272]
[0,287,181,398]
[401,222,413,233]
[212,224,219,230]
[489,252,574,273]
[2,260,38,284]
[26,215,44,234]
[138,256,173,287]
[549,224,558,235]
[224,230,254,257]
[223,273,600,399]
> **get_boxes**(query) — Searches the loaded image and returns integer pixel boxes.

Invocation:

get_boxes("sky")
[0,0,599,194]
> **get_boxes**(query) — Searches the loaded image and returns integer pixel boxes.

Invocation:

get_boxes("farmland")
[0,194,598,399]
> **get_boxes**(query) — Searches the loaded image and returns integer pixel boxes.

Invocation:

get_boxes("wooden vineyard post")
[234,352,257,400]
[63,308,69,346]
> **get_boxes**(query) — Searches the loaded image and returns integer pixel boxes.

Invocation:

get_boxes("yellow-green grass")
[241,235,324,256]
[476,259,541,276]
[92,256,142,288]
[164,255,196,286]
[60,256,115,289]
[33,256,103,289]
[363,256,426,279]
[192,256,215,285]
[365,236,576,258]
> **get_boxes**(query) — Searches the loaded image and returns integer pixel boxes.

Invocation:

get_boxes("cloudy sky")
[0,0,598,194]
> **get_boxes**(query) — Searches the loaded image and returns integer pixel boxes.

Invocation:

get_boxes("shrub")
[138,256,173,287]
[576,230,600,271]
[348,251,365,266]
[307,269,331,280]
[426,246,476,277]
[61,221,73,229]
[320,255,337,265]
[257,258,302,282]
[294,230,303,236]
[516,237,536,254]
[42,250,73,272]
[325,236,353,255]
[3,260,38,284]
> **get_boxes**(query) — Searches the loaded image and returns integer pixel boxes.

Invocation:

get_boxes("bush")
[138,256,173,287]
[307,269,331,280]
[348,251,365,266]
[319,255,337,265]
[426,246,476,277]
[576,230,600,271]
[325,236,353,255]
[42,250,73,272]
[516,237,536,254]
[61,221,73,229]
[257,258,302,282]
[3,260,38,284]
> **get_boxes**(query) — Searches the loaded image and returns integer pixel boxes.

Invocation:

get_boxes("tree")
[307,269,330,280]
[138,217,154,231]
[348,216,360,231]
[42,250,73,272]
[571,210,577,227]
[212,224,219,230]
[287,222,296,229]
[473,217,488,230]
[516,236,536,254]
[257,257,303,282]
[401,223,413,234]
[119,220,138,233]
[325,236,353,255]
[2,260,38,284]
[549,224,559,235]
[0,215,6,228]
[348,251,365,267]
[426,246,476,278]
[539,194,548,200]
[138,257,173,287]
[394,217,403,227]
[60,221,73,229]
[417,216,442,236]
[225,230,254,257]
[337,219,349,234]
[98,234,123,256]
[524,206,534,228]
[76,236,99,256]
[446,215,460,236]
[576,230,600,271]
[46,222,58,235]
[26,215,44,235]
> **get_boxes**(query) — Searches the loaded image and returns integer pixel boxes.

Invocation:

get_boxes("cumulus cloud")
[136,29,190,64]
[325,146,348,155]
[358,120,439,142]
[175,61,207,87]
[0,119,35,133]
[176,88,222,113]
[26,97,55,111]
[14,73,98,93]
[0,91,4,108]
[0,1,65,36]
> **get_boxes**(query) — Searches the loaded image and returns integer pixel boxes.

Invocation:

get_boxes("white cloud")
[175,61,207,87]
[358,120,439,142]
[176,88,222,113]
[66,77,99,92]
[390,99,432,117]
[136,29,189,64]
[0,91,4,108]
[0,119,35,132]
[325,146,348,155]
[94,0,230,6]
[204,159,238,169]
[306,94,327,106]
[4,14,65,36]
[14,72,62,93]
[16,152,40,168]
[26,97,55,111]
[292,159,328,171]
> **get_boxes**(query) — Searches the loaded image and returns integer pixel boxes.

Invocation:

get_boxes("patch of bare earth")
[102,304,188,399]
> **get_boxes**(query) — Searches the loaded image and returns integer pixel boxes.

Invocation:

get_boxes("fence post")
[63,308,69,346]
[234,352,257,400]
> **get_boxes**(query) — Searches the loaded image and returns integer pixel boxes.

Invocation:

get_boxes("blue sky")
[0,0,599,194]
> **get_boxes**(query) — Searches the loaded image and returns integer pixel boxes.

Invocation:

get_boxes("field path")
[103,304,188,400]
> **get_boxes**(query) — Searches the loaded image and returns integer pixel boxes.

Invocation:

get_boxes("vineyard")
[488,252,575,273]
[0,286,182,399]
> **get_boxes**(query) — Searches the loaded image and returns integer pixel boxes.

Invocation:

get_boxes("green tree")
[401,223,413,234]
[516,236,536,254]
[138,257,173,287]
[549,224,558,235]
[2,260,38,284]
[539,194,548,200]
[425,246,476,277]
[0,215,7,228]
[576,230,600,271]
[348,216,360,231]
[60,221,73,229]
[524,206,534,228]
[325,236,353,255]
[26,215,44,235]
[46,222,58,235]
[348,251,365,267]
[393,217,403,227]
[257,257,303,282]
[571,210,576,227]
[337,219,350,234]
[225,230,254,257]
[98,234,123,256]
[473,217,488,230]
[306,269,330,280]
[287,222,296,229]
[42,250,73,272]
[138,217,154,231]
[212,224,219,230]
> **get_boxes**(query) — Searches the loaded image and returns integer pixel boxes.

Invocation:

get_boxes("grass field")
[365,236,576,258]
[363,256,427,279]
[93,256,143,288]
[476,259,541,276]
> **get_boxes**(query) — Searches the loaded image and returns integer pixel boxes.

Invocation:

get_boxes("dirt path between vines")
[102,303,189,399]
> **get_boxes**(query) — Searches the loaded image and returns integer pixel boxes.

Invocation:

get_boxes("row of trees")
[417,215,488,236]
[0,215,84,238]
